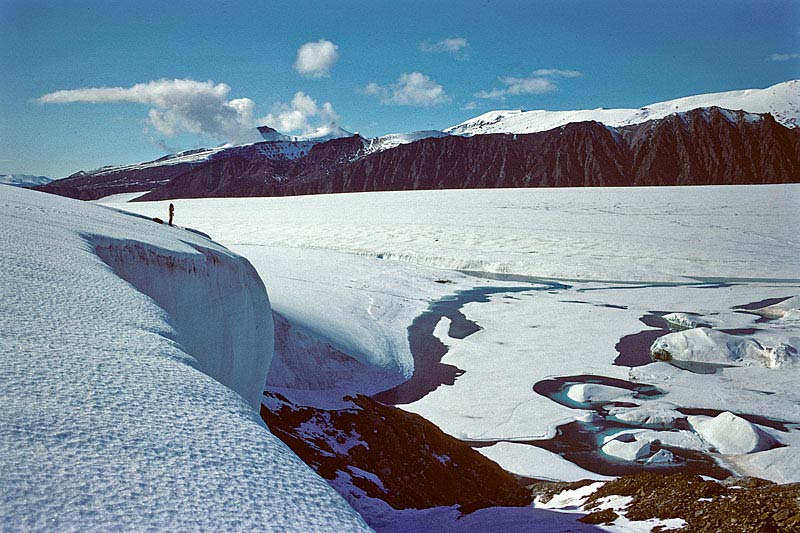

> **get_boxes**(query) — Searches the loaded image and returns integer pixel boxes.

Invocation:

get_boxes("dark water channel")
[373,280,569,405]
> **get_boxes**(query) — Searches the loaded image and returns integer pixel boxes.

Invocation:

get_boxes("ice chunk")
[650,327,764,365]
[566,383,634,404]
[645,449,675,464]
[608,403,681,428]
[601,436,651,462]
[688,412,776,454]
[606,429,706,452]
[663,312,710,330]
[748,295,800,320]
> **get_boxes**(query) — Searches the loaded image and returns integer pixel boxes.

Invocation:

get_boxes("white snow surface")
[0,187,370,531]
[110,185,800,283]
[0,174,52,187]
[93,191,151,203]
[363,130,448,154]
[478,442,612,482]
[446,80,799,135]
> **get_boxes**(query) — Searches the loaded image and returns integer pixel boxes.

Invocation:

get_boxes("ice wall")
[92,238,272,408]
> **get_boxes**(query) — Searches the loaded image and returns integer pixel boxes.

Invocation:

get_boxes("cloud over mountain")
[364,72,450,106]
[475,68,582,100]
[38,79,338,142]
[262,92,338,134]
[294,39,339,78]
[38,79,261,143]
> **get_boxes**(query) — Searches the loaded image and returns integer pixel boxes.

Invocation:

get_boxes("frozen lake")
[107,184,800,483]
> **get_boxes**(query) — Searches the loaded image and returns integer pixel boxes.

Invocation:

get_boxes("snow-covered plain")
[109,184,800,490]
[1,187,371,531]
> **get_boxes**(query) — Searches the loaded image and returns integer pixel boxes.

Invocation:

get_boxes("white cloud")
[363,72,450,106]
[767,53,800,61]
[474,68,582,100]
[475,76,556,99]
[38,78,339,142]
[420,37,469,59]
[38,79,261,143]
[532,68,583,78]
[262,92,338,135]
[294,39,339,78]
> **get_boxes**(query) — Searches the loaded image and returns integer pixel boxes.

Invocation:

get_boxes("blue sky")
[1,0,798,178]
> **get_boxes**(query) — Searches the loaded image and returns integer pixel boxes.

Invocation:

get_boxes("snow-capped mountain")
[0,174,53,188]
[299,123,356,142]
[34,80,800,201]
[446,80,800,135]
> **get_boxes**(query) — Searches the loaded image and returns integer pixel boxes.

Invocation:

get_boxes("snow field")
[108,185,800,283]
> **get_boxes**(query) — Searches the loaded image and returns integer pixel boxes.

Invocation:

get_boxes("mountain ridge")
[1,174,53,188]
[34,80,800,200]
[446,80,799,136]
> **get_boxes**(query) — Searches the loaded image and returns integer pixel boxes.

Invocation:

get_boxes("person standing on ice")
[168,203,174,226]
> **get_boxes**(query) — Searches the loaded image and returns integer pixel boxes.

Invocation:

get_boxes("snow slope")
[0,174,53,187]
[1,187,370,531]
[446,80,800,135]
[363,130,447,154]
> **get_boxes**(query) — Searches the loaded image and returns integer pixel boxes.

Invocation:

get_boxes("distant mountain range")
[36,80,799,201]
[1,174,53,188]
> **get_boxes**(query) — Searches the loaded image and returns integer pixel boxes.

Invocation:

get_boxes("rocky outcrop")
[260,392,531,514]
[577,472,800,531]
